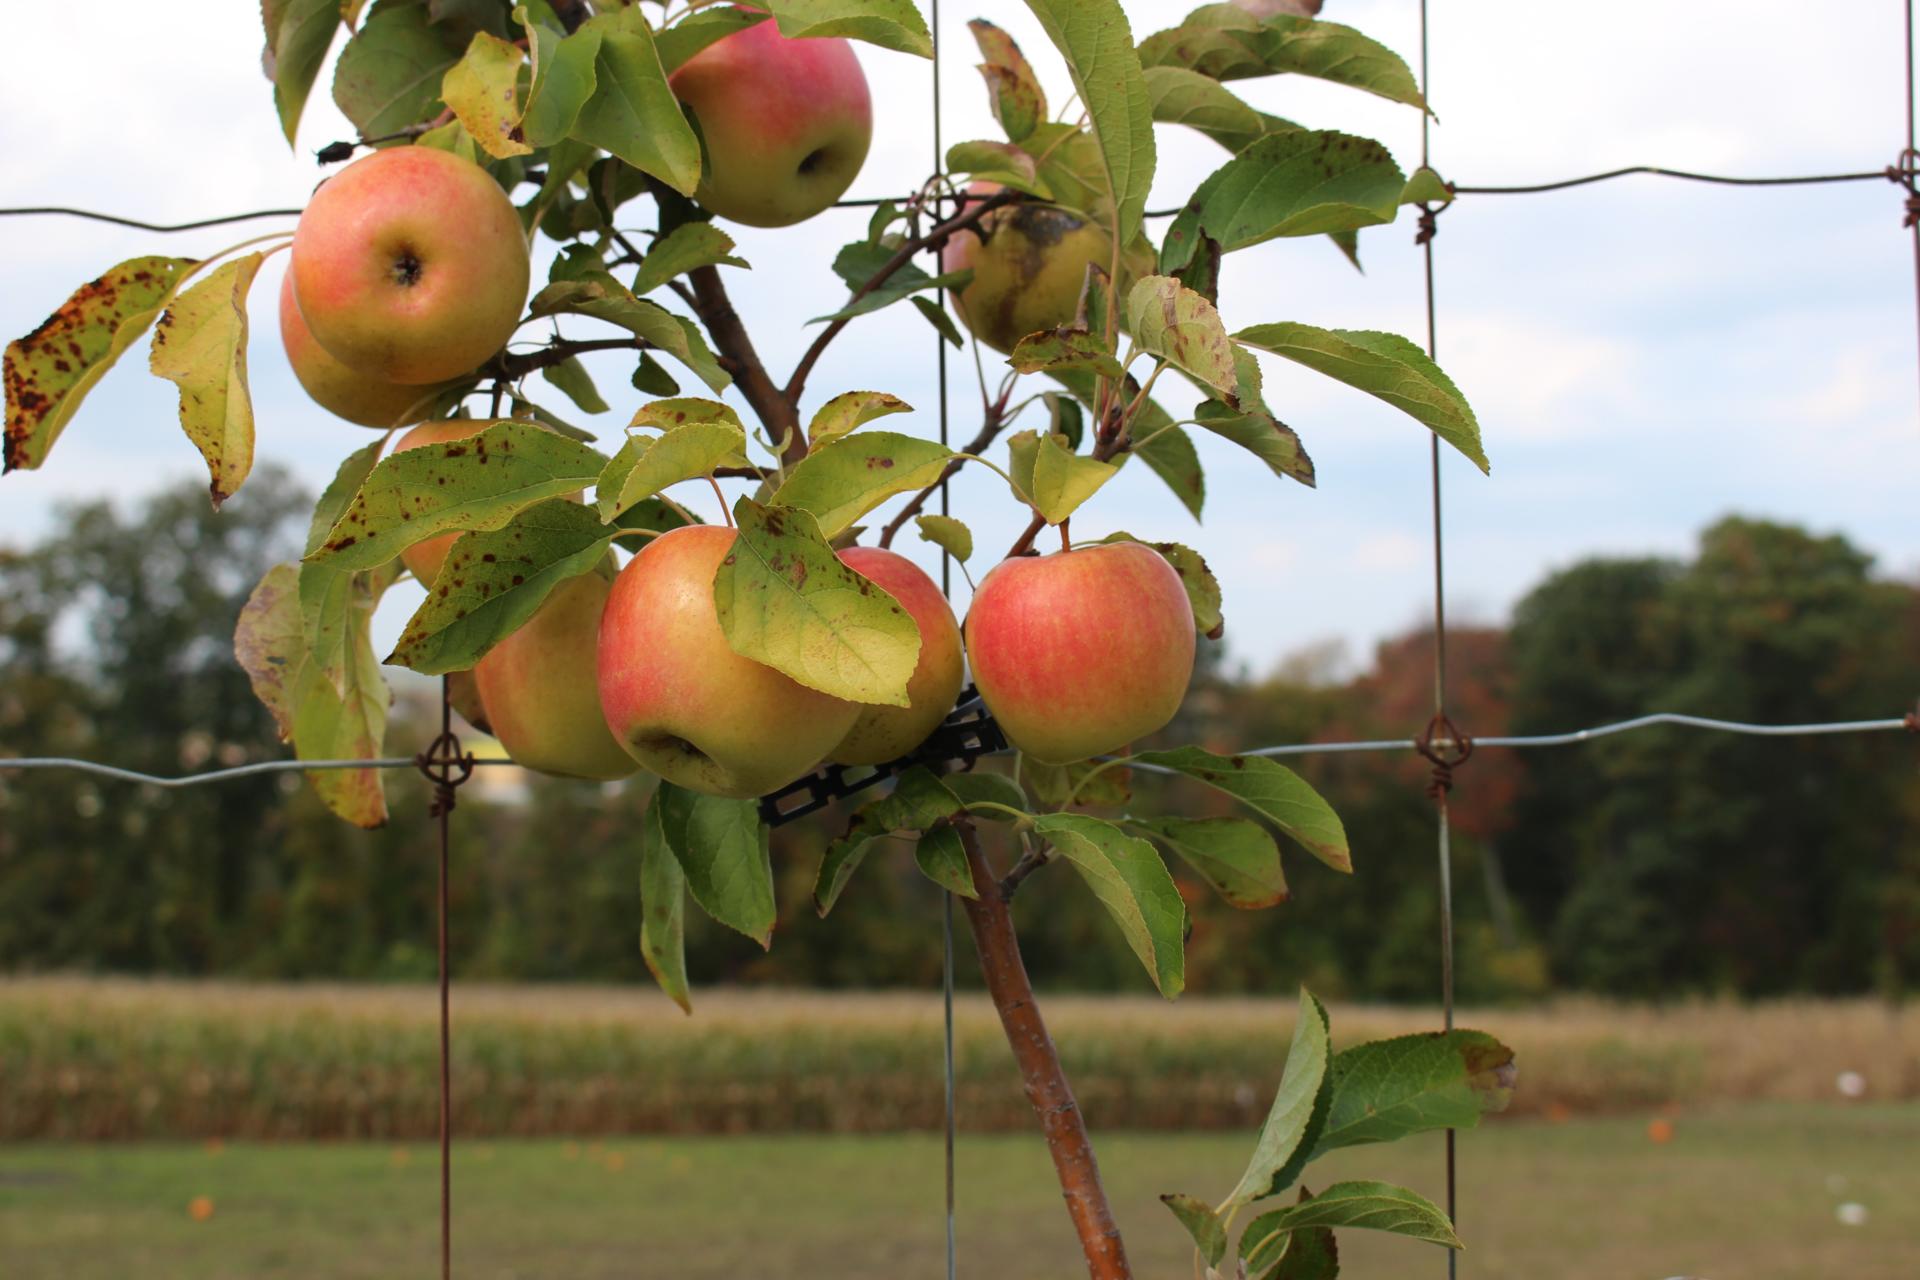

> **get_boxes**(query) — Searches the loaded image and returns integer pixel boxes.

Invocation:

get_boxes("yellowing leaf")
[148,253,264,507]
[1008,328,1126,379]
[1128,274,1238,403]
[1031,431,1116,524]
[630,397,742,431]
[5,255,194,473]
[969,18,1046,142]
[596,420,748,521]
[771,431,952,540]
[442,31,531,158]
[713,498,921,706]
[808,390,912,449]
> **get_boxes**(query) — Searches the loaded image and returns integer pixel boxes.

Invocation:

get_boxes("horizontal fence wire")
[2,712,1910,789]
[0,162,1907,235]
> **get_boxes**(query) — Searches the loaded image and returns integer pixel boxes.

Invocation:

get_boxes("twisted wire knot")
[414,730,474,818]
[1415,711,1474,800]
[1414,202,1445,245]
[1889,149,1920,225]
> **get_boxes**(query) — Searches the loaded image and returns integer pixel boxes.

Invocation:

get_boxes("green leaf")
[1031,431,1116,524]
[816,767,964,913]
[816,241,972,323]
[1008,329,1126,380]
[1021,0,1154,242]
[1159,1194,1227,1268]
[1134,816,1285,909]
[632,223,748,295]
[1032,813,1184,997]
[1006,429,1040,501]
[631,352,682,396]
[332,2,461,137]
[147,253,263,508]
[1402,165,1452,206]
[1241,1182,1461,1260]
[528,281,729,392]
[945,140,1053,199]
[1144,65,1265,154]
[1043,391,1084,449]
[654,783,777,948]
[263,0,342,145]
[762,0,933,58]
[308,420,606,572]
[1226,989,1332,1212]
[655,6,766,73]
[1127,275,1238,402]
[572,7,703,196]
[595,420,749,521]
[914,514,972,563]
[808,391,913,449]
[4,256,195,474]
[517,9,599,147]
[1131,746,1350,873]
[442,31,531,158]
[914,824,978,898]
[387,499,613,675]
[968,18,1046,142]
[1131,421,1206,520]
[1193,400,1316,488]
[1265,1216,1340,1280]
[1139,8,1426,111]
[1097,535,1222,637]
[1021,122,1110,221]
[946,771,1028,817]
[541,355,610,415]
[1026,757,1130,809]
[713,498,921,706]
[639,788,693,1013]
[910,295,966,349]
[1235,324,1484,472]
[1311,1031,1516,1159]
[771,431,952,540]
[1161,131,1405,272]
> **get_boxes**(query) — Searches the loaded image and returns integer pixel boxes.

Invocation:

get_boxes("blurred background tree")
[3,480,1915,1000]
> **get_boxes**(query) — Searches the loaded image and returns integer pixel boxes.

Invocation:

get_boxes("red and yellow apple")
[390,419,489,587]
[669,14,872,228]
[830,547,964,765]
[278,272,449,428]
[289,145,528,385]
[964,542,1195,763]
[598,525,860,797]
[473,571,640,782]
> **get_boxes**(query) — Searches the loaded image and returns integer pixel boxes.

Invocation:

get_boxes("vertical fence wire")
[1906,0,1920,413]
[930,3,959,1275]
[1412,1,1460,1274]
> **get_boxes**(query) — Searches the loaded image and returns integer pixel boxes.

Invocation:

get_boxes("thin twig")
[686,265,805,465]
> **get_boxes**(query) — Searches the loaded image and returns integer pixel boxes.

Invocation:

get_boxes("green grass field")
[2,1105,1915,1279]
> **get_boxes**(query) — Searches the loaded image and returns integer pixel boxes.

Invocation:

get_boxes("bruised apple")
[964,542,1194,764]
[829,547,964,765]
[598,525,859,798]
[278,272,448,428]
[289,146,528,384]
[940,185,1118,354]
[668,14,873,228]
[472,571,640,782]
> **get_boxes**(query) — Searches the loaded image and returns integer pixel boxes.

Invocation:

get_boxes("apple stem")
[954,820,1133,1280]
[1059,519,1072,554]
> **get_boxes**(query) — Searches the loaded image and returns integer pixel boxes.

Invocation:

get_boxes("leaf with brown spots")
[714,498,921,707]
[442,30,532,158]
[4,256,195,474]
[1008,328,1126,380]
[389,498,615,675]
[234,559,394,828]
[770,431,952,540]
[1127,273,1238,404]
[968,18,1046,142]
[595,419,747,522]
[1308,1029,1515,1158]
[1131,745,1350,873]
[629,397,741,432]
[307,419,607,572]
[148,253,265,507]
[807,390,912,450]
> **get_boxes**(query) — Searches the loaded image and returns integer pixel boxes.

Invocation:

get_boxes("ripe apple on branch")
[3,3,1508,1277]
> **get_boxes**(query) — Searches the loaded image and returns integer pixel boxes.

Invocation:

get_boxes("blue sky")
[4,0,1916,678]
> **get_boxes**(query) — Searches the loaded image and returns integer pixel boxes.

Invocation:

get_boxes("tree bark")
[955,821,1132,1280]
[686,265,806,465]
